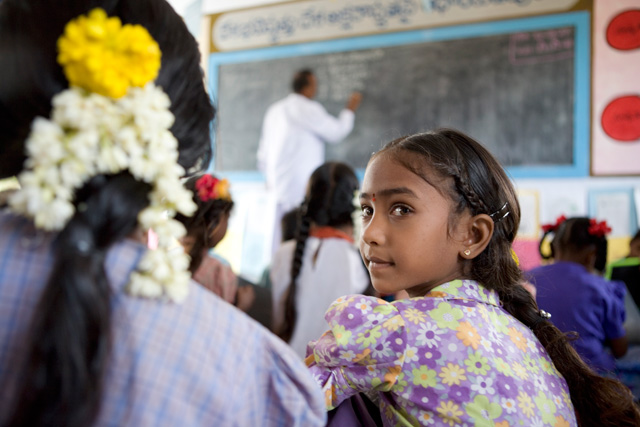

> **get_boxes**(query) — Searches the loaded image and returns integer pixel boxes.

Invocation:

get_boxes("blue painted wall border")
[208,11,590,181]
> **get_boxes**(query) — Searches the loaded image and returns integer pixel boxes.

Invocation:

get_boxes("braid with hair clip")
[452,172,491,216]
[377,128,640,426]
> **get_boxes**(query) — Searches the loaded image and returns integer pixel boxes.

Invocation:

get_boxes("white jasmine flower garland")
[9,84,197,303]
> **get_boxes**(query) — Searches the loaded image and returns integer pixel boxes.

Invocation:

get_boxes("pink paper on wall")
[592,1,640,175]
[513,238,542,272]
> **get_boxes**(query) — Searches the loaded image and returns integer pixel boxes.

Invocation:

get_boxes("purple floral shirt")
[307,280,577,426]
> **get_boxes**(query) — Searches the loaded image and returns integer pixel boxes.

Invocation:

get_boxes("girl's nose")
[361,215,384,246]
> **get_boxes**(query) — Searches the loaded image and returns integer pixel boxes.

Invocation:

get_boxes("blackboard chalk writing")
[606,10,640,51]
[214,26,576,172]
[509,29,574,65]
[601,95,640,142]
[324,50,384,101]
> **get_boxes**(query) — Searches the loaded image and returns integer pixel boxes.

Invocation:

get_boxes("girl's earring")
[463,249,471,256]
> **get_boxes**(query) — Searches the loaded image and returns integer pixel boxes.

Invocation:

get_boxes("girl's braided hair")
[278,161,359,343]
[375,129,640,426]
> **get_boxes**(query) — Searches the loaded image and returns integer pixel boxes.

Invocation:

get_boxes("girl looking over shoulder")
[306,129,640,426]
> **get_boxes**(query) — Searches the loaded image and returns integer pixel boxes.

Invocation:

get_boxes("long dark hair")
[540,217,609,273]
[376,129,640,427]
[175,174,234,274]
[0,1,215,426]
[279,161,359,342]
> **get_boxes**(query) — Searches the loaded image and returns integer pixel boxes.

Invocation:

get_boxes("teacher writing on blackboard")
[257,68,362,255]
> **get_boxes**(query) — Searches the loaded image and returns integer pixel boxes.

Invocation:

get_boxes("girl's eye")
[391,205,412,216]
[361,205,373,218]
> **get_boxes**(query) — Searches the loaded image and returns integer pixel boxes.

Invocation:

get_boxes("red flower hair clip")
[541,215,567,233]
[194,174,231,202]
[588,218,612,238]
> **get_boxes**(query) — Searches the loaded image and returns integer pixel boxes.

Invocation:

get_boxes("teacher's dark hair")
[292,68,314,94]
[0,0,215,426]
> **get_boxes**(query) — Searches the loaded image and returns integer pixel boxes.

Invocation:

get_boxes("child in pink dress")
[177,174,254,310]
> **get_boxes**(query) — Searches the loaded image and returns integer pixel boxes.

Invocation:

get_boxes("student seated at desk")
[528,216,628,375]
[271,162,370,358]
[176,174,254,312]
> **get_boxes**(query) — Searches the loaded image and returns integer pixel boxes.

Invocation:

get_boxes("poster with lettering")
[592,1,640,175]
[208,0,580,52]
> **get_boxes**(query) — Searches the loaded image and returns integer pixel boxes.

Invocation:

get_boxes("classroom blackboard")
[210,13,590,177]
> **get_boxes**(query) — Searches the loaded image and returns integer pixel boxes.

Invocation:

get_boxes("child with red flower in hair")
[527,216,628,375]
[176,174,254,311]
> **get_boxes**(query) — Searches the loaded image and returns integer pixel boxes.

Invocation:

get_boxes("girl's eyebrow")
[360,187,418,199]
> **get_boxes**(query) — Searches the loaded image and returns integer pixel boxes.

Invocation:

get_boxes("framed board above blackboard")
[208,12,590,179]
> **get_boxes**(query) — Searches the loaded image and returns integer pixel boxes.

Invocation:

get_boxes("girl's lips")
[367,256,394,270]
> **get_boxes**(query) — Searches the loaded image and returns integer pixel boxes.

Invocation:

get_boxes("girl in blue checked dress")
[306,129,640,426]
[0,1,324,426]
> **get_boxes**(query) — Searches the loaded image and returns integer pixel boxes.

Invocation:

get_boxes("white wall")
[514,177,640,227]
[201,0,294,14]
[168,0,293,16]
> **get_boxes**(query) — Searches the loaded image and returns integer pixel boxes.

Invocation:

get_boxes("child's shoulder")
[327,294,399,318]
[312,294,407,366]
[324,294,405,335]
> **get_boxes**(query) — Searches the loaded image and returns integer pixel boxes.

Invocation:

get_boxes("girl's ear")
[459,214,494,260]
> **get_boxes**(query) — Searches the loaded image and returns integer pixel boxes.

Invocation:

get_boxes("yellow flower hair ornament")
[57,8,161,99]
[10,8,195,303]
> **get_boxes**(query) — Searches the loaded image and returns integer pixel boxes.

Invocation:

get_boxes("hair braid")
[452,173,490,216]
[278,162,358,342]
[9,173,151,426]
[279,209,311,342]
[500,285,639,427]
